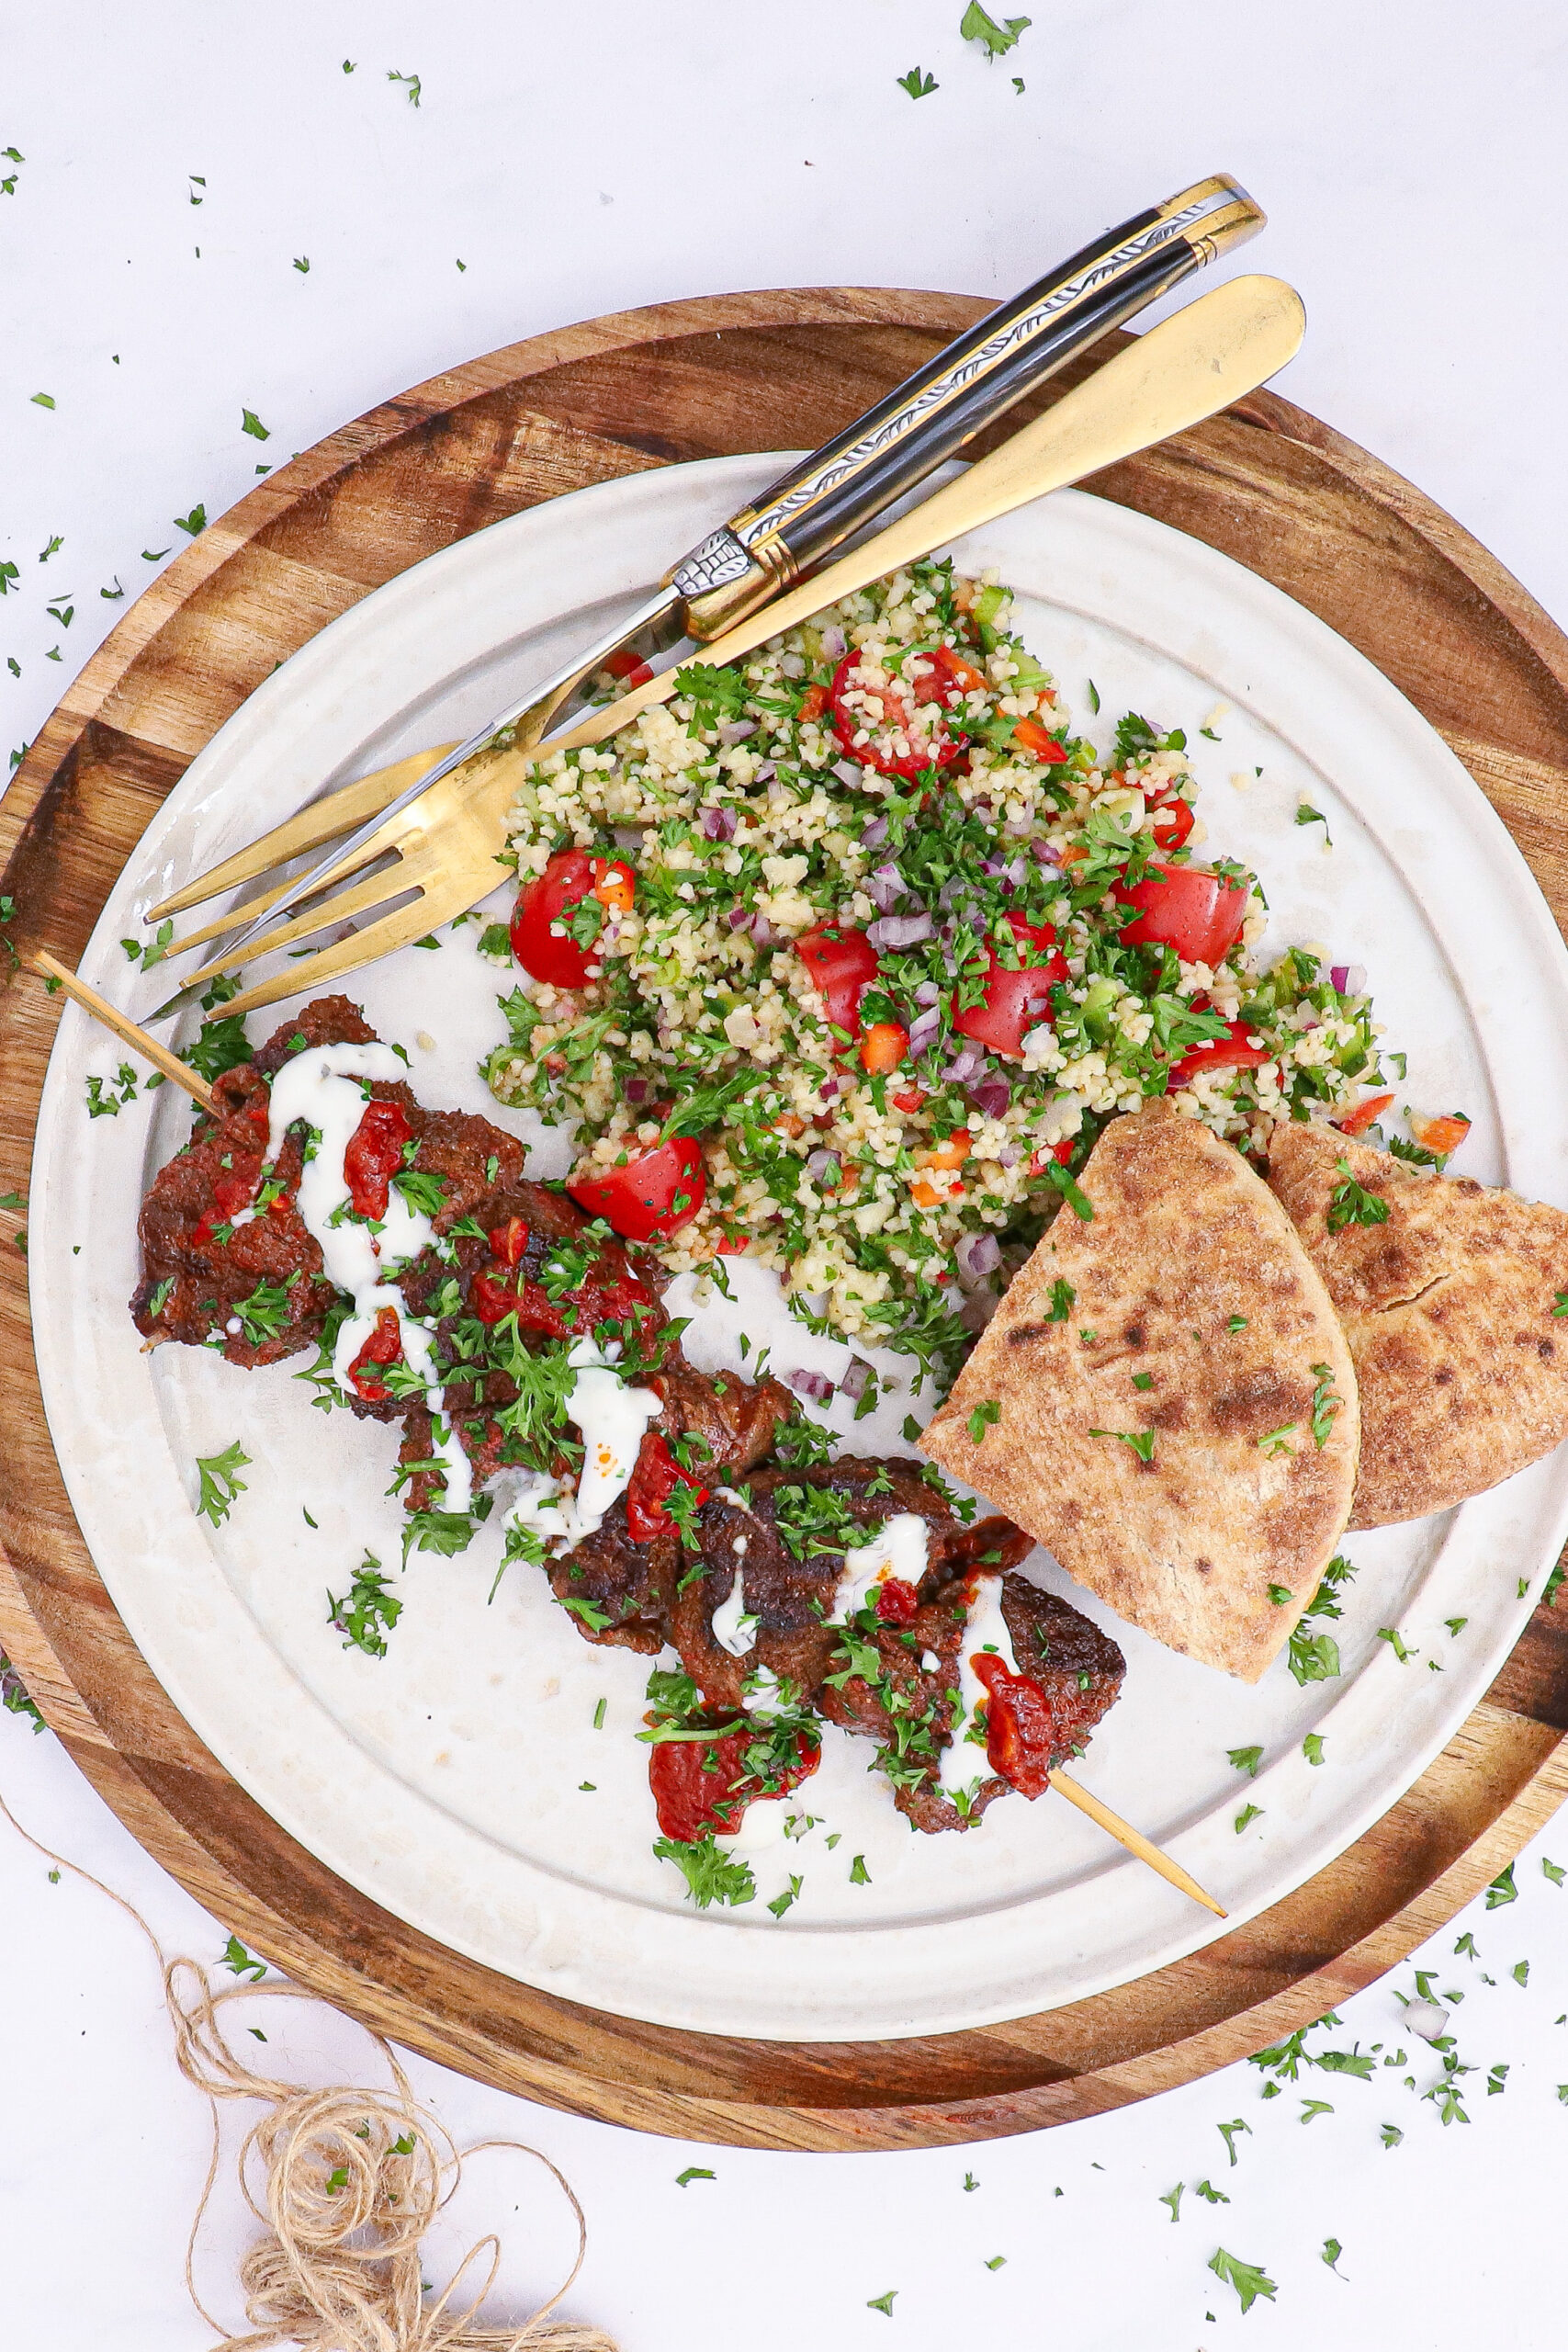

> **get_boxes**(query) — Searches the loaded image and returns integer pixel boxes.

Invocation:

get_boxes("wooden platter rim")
[3,284,1568,2149]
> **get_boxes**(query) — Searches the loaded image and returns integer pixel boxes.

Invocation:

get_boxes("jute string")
[0,1787,617,2351]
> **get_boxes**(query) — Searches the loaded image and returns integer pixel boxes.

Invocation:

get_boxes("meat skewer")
[54,967,1226,1918]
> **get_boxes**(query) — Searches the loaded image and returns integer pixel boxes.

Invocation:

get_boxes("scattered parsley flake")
[959,3,1032,57]
[1159,2184,1183,2223]
[850,1853,871,1885]
[1380,2123,1404,2148]
[1089,1426,1156,1463]
[674,2166,714,2187]
[195,1441,250,1526]
[242,408,270,441]
[220,1933,265,1981]
[1296,801,1332,843]
[1227,1745,1263,1778]
[1543,1858,1565,1885]
[1208,2247,1276,2314]
[1377,1625,1413,1663]
[653,1831,755,1909]
[897,66,938,96]
[175,504,207,537]
[327,1555,402,1658]
[388,69,423,105]
[1300,2097,1334,2122]
[966,1398,1000,1443]
[1303,1732,1325,1766]
[1217,2118,1250,2166]
[1327,1159,1389,1232]
[1234,1803,1263,1834]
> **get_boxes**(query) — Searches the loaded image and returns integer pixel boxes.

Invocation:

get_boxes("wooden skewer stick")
[1049,1768,1226,1917]
[31,951,218,1116]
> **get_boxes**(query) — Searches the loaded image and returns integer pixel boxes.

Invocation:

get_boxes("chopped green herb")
[1303,1733,1325,1766]
[850,1852,871,1885]
[674,2166,715,2187]
[194,1442,250,1526]
[896,65,938,96]
[1158,2184,1183,2223]
[1327,1159,1389,1232]
[327,1554,402,1658]
[1234,1804,1263,1834]
[1089,1427,1156,1464]
[1208,2248,1275,2315]
[653,1831,756,1908]
[1377,1626,1413,1663]
[1227,1745,1263,1778]
[959,3,1032,58]
[966,1399,1000,1443]
[1296,801,1332,844]
[220,1933,265,1981]
[1485,1864,1517,1909]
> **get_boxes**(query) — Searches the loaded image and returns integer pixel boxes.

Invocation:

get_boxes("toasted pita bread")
[921,1102,1359,1683]
[1268,1123,1568,1528]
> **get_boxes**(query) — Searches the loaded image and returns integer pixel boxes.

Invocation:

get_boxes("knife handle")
[671,174,1263,640]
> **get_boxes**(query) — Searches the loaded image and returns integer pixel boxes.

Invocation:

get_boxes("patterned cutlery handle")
[671,174,1263,639]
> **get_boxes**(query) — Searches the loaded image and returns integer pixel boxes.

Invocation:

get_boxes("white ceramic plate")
[29,456,1568,2041]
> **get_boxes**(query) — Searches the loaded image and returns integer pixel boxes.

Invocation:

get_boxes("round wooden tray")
[5,288,1568,2152]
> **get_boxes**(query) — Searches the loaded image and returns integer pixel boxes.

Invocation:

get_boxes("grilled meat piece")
[671,1457,1033,1712]
[823,1570,1125,1834]
[547,1499,678,1655]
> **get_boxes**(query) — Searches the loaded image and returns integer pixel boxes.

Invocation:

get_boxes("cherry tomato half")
[953,913,1067,1061]
[1116,860,1250,969]
[1148,797,1194,852]
[567,1134,706,1243]
[510,848,637,989]
[829,649,965,778]
[795,921,880,1052]
[1168,1019,1270,1090]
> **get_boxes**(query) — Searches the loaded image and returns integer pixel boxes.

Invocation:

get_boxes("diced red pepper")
[797,681,829,721]
[860,1020,908,1075]
[649,1724,818,1841]
[345,1305,403,1402]
[1334,1091,1395,1137]
[973,1653,1059,1799]
[1010,715,1069,763]
[624,1430,710,1544]
[890,1089,923,1114]
[953,913,1067,1061]
[567,1135,706,1243]
[343,1098,412,1220]
[1408,1110,1471,1156]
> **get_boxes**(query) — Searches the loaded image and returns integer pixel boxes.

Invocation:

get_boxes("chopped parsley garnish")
[674,2166,715,2187]
[327,1555,402,1657]
[1327,1159,1390,1231]
[1484,1863,1517,1909]
[1207,2248,1276,2315]
[1303,1733,1325,1766]
[233,1278,295,1346]
[1089,1426,1155,1464]
[1234,1803,1263,1834]
[1309,1362,1342,1448]
[1044,1277,1075,1322]
[1227,1745,1263,1778]
[1376,1625,1413,1663]
[896,65,937,96]
[652,1831,756,1909]
[220,1933,265,1981]
[959,3,1031,57]
[966,1399,1000,1443]
[194,1441,250,1526]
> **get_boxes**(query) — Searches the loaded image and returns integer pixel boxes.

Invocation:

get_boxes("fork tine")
[144,744,459,922]
[219,895,446,1018]
[176,861,422,995]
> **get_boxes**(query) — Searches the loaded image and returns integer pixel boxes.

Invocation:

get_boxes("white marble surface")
[5,4,1568,2344]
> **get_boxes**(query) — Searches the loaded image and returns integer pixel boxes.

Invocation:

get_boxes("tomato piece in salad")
[1168,1019,1270,1090]
[510,848,637,989]
[828,648,965,778]
[953,913,1067,1061]
[1010,715,1069,763]
[1334,1091,1395,1137]
[1117,860,1250,969]
[567,1134,706,1243]
[860,1020,908,1075]
[795,921,880,1053]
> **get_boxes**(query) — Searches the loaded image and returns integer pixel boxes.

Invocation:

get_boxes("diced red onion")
[750,912,782,948]
[867,861,907,912]
[727,905,752,933]
[942,1042,985,1086]
[838,1358,872,1402]
[1030,838,1063,867]
[861,815,889,851]
[805,1148,840,1187]
[981,854,1027,890]
[954,1229,1002,1285]
[701,804,739,841]
[788,1368,836,1404]
[997,1144,1019,1167]
[914,978,941,1007]
[819,1075,844,1102]
[613,825,644,852]
[907,1007,942,1058]
[623,1076,652,1105]
[752,760,776,785]
[780,653,806,680]
[868,912,934,952]
[833,759,863,787]
[718,718,758,747]
[820,625,847,660]
[1341,962,1367,996]
[960,1284,999,1334]
[968,1074,1011,1120]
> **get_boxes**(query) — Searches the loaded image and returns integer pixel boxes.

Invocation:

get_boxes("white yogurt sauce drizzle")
[827,1512,930,1626]
[498,1340,660,1556]
[711,1569,761,1658]
[937,1570,1021,1798]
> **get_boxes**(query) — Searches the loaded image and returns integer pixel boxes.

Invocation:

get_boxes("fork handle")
[671,174,1263,639]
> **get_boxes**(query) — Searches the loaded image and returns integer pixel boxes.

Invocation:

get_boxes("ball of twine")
[1,1789,617,2352]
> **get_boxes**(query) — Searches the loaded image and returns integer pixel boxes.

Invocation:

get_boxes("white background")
[5,4,1568,2345]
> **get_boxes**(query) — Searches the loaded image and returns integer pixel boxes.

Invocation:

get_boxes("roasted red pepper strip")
[874,1577,919,1626]
[648,1725,818,1841]
[192,1157,262,1247]
[343,1098,412,1220]
[624,1430,710,1544]
[345,1304,403,1402]
[972,1654,1058,1798]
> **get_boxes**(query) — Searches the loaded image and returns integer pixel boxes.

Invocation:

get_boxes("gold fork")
[152,273,1304,1022]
